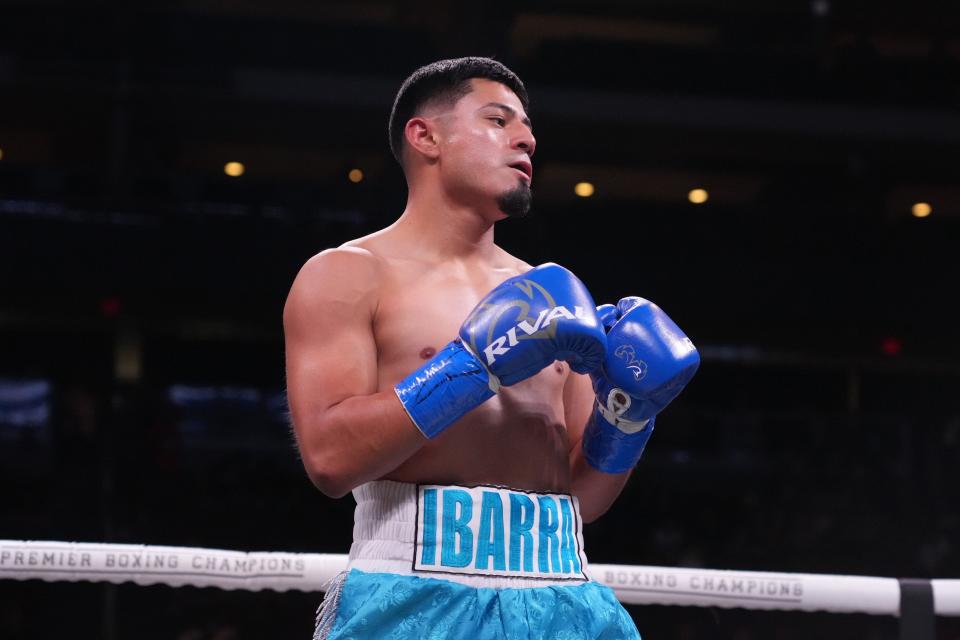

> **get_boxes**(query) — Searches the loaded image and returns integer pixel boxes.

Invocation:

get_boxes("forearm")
[296,389,425,498]
[568,441,632,523]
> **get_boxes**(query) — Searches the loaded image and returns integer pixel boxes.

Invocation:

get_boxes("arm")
[564,371,631,523]
[566,297,700,521]
[283,248,425,499]
[575,297,699,505]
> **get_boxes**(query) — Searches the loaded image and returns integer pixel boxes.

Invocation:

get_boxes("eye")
[489,116,506,127]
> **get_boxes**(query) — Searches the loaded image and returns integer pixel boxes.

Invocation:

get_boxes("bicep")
[283,250,380,439]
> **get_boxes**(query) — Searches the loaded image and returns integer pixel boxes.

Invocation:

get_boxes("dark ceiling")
[1,0,959,362]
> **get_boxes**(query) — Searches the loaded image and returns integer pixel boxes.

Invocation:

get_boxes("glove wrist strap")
[581,409,655,473]
[394,339,496,439]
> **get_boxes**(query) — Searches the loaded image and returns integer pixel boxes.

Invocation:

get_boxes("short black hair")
[388,57,529,165]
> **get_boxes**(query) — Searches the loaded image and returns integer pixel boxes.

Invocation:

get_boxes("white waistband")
[348,480,594,589]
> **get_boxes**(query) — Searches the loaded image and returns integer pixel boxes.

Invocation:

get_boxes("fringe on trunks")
[312,571,348,640]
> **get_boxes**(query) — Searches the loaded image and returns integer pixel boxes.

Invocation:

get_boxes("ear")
[404,116,441,161]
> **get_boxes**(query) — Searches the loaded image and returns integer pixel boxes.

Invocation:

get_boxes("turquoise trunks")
[314,481,640,639]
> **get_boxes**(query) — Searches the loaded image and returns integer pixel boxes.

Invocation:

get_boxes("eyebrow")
[479,102,533,132]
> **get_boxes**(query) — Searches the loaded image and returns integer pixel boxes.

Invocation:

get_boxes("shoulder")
[493,245,534,276]
[295,245,383,289]
[284,245,384,321]
[493,247,594,281]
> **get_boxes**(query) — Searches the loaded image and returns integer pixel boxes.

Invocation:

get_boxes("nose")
[512,125,536,157]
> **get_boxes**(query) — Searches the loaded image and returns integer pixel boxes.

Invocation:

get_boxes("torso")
[347,231,574,493]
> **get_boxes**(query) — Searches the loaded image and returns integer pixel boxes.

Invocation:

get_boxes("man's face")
[431,78,536,219]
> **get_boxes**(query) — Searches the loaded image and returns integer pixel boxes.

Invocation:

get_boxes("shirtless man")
[284,58,699,639]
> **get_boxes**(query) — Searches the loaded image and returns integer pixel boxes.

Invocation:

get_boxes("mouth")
[508,160,533,183]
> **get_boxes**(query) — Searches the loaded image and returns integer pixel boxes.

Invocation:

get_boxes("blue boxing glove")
[582,297,700,473]
[395,263,606,439]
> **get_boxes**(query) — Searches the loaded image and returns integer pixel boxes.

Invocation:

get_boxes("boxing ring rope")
[3,539,958,623]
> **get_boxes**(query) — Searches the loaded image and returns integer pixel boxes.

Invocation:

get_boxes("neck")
[394,180,502,261]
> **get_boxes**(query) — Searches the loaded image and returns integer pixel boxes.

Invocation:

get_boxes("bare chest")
[370,259,574,490]
[373,264,507,385]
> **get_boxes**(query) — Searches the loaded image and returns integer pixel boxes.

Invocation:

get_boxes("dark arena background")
[2,2,960,639]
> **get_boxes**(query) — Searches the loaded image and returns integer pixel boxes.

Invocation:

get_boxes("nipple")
[419,346,437,360]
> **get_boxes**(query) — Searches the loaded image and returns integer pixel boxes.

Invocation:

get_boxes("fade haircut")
[388,57,529,166]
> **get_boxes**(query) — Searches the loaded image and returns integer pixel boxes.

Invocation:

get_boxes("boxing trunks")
[314,480,640,639]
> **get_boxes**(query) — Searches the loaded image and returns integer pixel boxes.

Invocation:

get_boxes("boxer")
[283,57,699,639]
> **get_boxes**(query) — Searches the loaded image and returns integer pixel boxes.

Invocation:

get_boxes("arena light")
[348,168,364,183]
[224,161,245,177]
[574,182,595,197]
[688,188,709,204]
[911,202,932,218]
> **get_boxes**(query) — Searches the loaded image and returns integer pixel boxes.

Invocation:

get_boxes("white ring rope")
[2,540,958,617]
